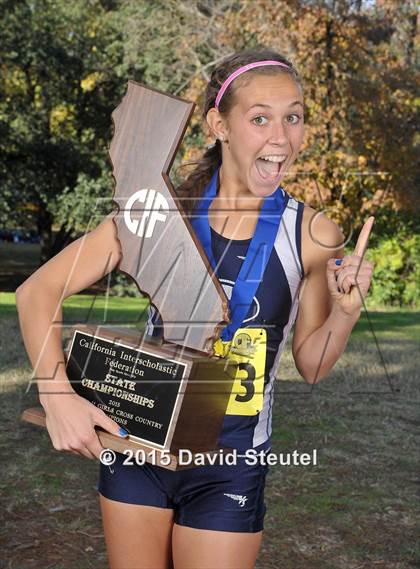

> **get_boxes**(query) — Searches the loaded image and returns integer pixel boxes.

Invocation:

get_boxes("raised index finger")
[353,216,375,259]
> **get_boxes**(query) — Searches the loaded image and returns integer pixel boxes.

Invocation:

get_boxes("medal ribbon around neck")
[191,166,289,344]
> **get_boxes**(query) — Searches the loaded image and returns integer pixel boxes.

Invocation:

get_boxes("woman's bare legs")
[172,523,263,569]
[100,495,174,569]
[100,496,263,569]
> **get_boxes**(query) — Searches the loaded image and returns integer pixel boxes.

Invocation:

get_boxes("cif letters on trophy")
[22,81,236,470]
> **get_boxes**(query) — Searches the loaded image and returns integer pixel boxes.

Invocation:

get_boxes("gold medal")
[214,328,266,416]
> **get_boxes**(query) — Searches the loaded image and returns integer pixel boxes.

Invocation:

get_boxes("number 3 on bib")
[214,328,267,416]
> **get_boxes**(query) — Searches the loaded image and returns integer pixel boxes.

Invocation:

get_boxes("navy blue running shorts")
[98,445,271,533]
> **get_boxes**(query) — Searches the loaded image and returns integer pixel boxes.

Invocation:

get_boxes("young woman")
[16,48,374,569]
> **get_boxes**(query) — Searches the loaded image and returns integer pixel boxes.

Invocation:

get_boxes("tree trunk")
[37,208,53,265]
[51,223,74,258]
[406,10,417,65]
[325,13,335,153]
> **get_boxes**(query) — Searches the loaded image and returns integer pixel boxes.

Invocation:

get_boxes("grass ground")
[0,292,419,569]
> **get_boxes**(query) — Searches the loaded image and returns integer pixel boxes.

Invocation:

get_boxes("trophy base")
[21,322,238,471]
[61,325,236,456]
[21,407,234,471]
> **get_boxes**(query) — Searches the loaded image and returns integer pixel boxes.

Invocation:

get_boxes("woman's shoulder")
[300,203,345,276]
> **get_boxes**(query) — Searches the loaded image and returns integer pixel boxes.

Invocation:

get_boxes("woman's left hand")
[326,216,375,316]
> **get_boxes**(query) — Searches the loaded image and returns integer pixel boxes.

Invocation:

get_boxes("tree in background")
[1,0,418,304]
[0,0,124,262]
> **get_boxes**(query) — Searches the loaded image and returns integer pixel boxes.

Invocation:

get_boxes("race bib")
[213,328,267,416]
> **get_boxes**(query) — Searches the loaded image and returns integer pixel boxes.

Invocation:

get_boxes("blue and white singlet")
[145,191,305,452]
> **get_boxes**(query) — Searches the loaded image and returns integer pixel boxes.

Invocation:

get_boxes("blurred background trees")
[0,0,124,261]
[0,0,418,305]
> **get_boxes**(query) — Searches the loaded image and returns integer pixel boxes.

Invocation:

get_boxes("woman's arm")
[292,212,374,384]
[16,213,126,458]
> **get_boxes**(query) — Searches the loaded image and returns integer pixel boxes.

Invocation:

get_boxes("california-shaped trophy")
[22,81,236,470]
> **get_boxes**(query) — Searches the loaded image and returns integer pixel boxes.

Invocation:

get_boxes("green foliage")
[107,271,140,298]
[0,0,125,258]
[52,162,115,234]
[366,232,420,307]
[1,0,418,311]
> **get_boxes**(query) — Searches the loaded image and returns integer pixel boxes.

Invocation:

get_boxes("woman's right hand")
[40,383,126,460]
[15,214,126,460]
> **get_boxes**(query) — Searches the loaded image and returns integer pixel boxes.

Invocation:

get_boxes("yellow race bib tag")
[214,328,267,416]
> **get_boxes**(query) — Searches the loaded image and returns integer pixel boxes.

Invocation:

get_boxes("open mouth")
[255,156,287,182]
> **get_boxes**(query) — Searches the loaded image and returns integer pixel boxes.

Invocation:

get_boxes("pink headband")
[215,60,292,108]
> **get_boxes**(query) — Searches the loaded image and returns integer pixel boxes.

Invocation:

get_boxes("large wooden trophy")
[22,81,236,470]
